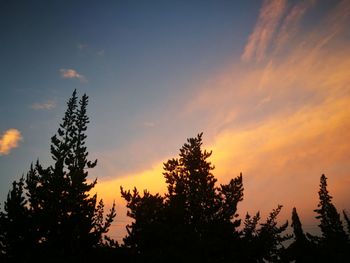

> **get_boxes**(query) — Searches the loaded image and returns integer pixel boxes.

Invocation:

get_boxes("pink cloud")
[60,68,86,82]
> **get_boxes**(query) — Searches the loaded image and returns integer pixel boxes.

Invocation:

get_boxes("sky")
[1,0,350,241]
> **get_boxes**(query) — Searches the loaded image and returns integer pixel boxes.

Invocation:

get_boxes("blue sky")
[0,0,260,199]
[1,0,350,240]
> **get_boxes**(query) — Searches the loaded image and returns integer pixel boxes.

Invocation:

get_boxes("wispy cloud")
[31,100,56,110]
[274,0,315,53]
[91,0,350,239]
[60,68,86,82]
[143,121,155,128]
[242,0,318,62]
[241,0,287,62]
[183,0,350,215]
[97,0,350,225]
[0,129,22,155]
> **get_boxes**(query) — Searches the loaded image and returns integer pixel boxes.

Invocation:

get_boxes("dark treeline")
[0,91,349,262]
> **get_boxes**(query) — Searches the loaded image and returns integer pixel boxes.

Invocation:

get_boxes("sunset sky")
[1,0,350,240]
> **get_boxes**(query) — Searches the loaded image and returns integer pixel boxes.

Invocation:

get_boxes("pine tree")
[343,210,350,237]
[120,187,166,262]
[238,206,290,262]
[257,205,290,262]
[0,207,4,259]
[1,178,33,261]
[286,207,313,262]
[1,91,116,261]
[314,175,347,242]
[240,212,260,261]
[291,208,305,241]
[314,174,348,260]
[164,133,218,226]
[163,133,243,226]
[122,133,244,262]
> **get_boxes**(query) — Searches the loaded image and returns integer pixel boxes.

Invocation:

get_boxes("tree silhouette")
[240,212,261,261]
[1,178,33,261]
[284,207,315,262]
[258,205,290,262]
[1,91,116,262]
[162,133,244,262]
[0,210,4,260]
[313,174,348,261]
[120,187,166,262]
[343,210,350,236]
[2,92,349,262]
[121,133,292,262]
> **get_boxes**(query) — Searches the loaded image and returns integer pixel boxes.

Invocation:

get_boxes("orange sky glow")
[94,0,350,241]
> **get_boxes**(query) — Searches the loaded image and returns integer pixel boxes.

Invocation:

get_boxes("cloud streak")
[241,0,287,62]
[31,100,56,110]
[183,0,350,217]
[0,129,22,155]
[93,0,350,239]
[60,68,86,82]
[274,0,315,53]
[242,0,318,62]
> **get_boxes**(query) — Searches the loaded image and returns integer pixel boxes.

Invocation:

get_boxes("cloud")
[0,129,23,155]
[182,0,350,216]
[143,121,155,128]
[31,100,56,110]
[241,0,287,62]
[92,0,350,239]
[60,69,86,82]
[274,0,315,53]
[241,0,318,62]
[209,96,350,209]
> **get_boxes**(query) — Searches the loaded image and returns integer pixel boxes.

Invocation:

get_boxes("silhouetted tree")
[164,133,219,226]
[291,208,306,242]
[1,91,116,262]
[258,205,290,262]
[120,187,166,262]
[240,212,261,261]
[163,133,243,261]
[122,134,272,262]
[314,174,348,261]
[5,92,349,262]
[0,209,4,260]
[343,210,350,237]
[239,205,290,262]
[285,207,315,262]
[1,178,33,261]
